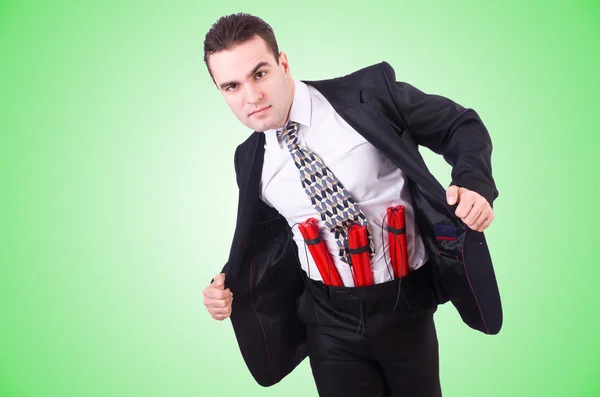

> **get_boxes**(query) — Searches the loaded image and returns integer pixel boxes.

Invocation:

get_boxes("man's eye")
[255,71,266,79]
[226,84,238,91]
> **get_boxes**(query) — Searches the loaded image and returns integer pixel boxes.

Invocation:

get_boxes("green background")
[1,0,598,396]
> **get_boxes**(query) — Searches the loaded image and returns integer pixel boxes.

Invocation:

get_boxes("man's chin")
[245,120,278,132]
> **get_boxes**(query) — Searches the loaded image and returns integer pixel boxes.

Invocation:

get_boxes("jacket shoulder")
[340,61,396,86]
[304,61,398,108]
[236,131,260,152]
[310,61,396,87]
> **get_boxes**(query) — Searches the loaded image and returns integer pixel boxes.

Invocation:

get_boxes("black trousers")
[297,264,442,397]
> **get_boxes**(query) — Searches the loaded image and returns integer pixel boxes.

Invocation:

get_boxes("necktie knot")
[278,121,299,148]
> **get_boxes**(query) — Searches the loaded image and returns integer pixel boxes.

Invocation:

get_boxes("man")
[202,13,501,397]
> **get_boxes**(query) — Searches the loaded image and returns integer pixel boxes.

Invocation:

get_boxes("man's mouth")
[249,106,270,116]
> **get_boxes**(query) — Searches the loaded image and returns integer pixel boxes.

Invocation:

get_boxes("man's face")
[208,36,294,132]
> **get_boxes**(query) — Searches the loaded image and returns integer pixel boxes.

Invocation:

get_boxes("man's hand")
[203,273,233,321]
[446,185,495,232]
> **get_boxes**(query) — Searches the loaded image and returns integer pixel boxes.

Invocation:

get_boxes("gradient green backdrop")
[1,1,599,396]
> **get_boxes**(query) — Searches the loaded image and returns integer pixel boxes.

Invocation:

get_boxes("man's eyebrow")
[219,61,271,90]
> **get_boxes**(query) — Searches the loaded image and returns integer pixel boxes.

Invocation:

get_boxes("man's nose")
[245,85,263,104]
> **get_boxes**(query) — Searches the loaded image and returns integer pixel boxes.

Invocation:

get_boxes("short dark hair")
[203,13,280,77]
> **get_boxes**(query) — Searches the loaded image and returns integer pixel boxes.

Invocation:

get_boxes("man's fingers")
[207,296,233,320]
[463,201,486,227]
[208,304,232,315]
[448,187,495,231]
[455,198,474,219]
[476,213,495,232]
[471,206,494,231]
[474,220,487,232]
[212,273,226,289]
[203,275,233,321]
[204,294,232,308]
[446,185,460,205]
[204,287,232,300]
[470,212,487,230]
[204,283,232,299]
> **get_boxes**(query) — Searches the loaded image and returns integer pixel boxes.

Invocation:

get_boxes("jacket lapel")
[227,132,266,279]
[304,78,449,204]
[238,132,265,211]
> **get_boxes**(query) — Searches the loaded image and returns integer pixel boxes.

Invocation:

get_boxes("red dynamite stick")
[386,207,400,278]
[298,218,343,287]
[348,224,374,286]
[387,206,409,278]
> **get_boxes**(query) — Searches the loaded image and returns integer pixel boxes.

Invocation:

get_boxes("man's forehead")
[209,38,276,81]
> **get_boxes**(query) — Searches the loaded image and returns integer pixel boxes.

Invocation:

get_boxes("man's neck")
[281,79,296,128]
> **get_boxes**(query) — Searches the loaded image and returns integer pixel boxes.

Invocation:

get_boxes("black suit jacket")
[219,62,502,387]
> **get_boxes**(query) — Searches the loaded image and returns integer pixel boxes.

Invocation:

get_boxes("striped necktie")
[278,121,375,263]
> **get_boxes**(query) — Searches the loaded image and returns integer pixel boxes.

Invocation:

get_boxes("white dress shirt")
[260,80,427,287]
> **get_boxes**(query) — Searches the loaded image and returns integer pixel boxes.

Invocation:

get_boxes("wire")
[343,234,359,288]
[379,207,410,312]
[380,210,395,281]
[290,222,311,282]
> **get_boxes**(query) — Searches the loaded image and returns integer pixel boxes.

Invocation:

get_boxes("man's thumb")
[446,185,459,205]
[213,273,226,289]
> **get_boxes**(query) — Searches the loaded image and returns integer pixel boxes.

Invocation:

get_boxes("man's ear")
[279,51,291,75]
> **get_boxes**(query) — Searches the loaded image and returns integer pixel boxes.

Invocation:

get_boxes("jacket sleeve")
[380,62,499,206]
